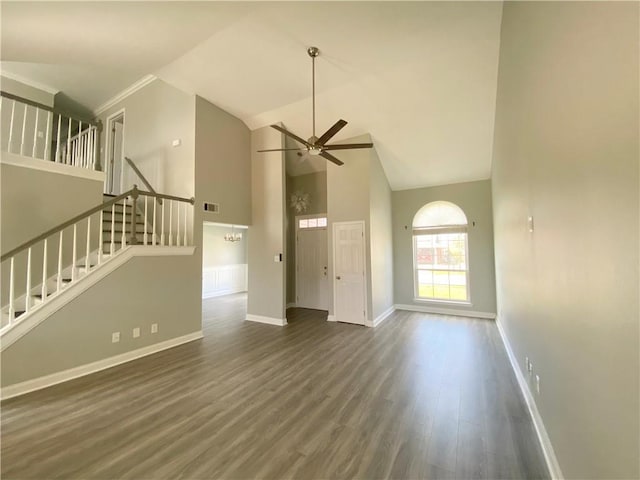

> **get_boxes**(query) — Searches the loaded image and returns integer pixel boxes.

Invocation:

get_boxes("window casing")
[412,202,470,303]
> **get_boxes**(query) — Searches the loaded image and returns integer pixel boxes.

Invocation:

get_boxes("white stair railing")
[0,185,195,333]
[1,91,100,170]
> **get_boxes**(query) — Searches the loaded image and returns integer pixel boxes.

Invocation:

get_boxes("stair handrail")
[1,186,195,262]
[124,157,162,204]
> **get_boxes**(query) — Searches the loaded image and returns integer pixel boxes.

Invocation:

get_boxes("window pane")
[317,217,327,227]
[308,218,317,228]
[299,219,308,228]
[414,231,468,302]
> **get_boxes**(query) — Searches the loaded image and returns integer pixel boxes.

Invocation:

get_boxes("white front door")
[333,221,366,325]
[296,227,328,310]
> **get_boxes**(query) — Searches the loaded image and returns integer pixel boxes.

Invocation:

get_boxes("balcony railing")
[0,91,100,170]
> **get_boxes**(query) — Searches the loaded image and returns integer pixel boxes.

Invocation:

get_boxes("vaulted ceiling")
[1,1,503,190]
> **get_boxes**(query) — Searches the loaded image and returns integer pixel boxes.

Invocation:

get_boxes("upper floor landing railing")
[0,91,101,171]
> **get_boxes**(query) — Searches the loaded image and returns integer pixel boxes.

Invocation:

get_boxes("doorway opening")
[284,150,328,322]
[202,222,249,322]
[105,111,124,195]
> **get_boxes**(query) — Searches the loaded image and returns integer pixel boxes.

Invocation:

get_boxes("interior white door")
[296,227,328,310]
[107,117,124,194]
[333,221,366,325]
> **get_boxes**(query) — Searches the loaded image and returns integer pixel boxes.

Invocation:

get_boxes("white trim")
[0,71,59,95]
[372,305,395,327]
[1,331,203,400]
[332,220,368,326]
[245,314,287,326]
[495,317,564,480]
[94,75,156,116]
[104,108,126,194]
[394,303,496,320]
[1,246,196,351]
[327,314,336,322]
[1,152,105,182]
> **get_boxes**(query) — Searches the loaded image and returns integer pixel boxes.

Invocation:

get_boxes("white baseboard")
[327,314,336,322]
[246,314,287,326]
[286,303,297,309]
[394,304,496,320]
[1,331,203,401]
[1,245,196,351]
[373,305,395,327]
[495,317,564,480]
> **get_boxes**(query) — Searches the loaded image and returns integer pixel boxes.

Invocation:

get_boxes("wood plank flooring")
[1,294,549,479]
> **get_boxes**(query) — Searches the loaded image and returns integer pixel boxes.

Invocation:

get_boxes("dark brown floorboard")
[1,293,549,479]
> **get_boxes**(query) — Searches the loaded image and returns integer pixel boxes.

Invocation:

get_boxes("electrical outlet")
[535,375,541,394]
[112,332,120,343]
[151,323,158,334]
[133,327,140,338]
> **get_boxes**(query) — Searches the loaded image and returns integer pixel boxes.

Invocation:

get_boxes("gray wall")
[97,78,195,199]
[326,136,371,319]
[1,160,105,304]
[492,2,638,479]
[195,96,251,227]
[285,171,327,304]
[1,75,54,107]
[326,135,394,324]
[369,148,394,321]
[247,126,286,321]
[202,224,248,268]
[392,180,496,315]
[1,254,201,387]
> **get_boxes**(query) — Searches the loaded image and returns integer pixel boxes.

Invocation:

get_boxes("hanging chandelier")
[224,225,242,242]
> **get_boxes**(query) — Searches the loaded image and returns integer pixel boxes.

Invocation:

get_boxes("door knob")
[336,276,341,280]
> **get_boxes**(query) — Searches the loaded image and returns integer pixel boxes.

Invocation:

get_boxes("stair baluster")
[57,231,63,292]
[8,100,16,153]
[161,201,166,246]
[143,195,148,245]
[71,224,77,281]
[85,216,91,273]
[110,204,116,255]
[41,239,48,301]
[31,108,39,158]
[8,257,15,324]
[20,105,28,156]
[25,248,32,313]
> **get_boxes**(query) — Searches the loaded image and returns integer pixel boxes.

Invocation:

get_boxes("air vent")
[204,202,220,213]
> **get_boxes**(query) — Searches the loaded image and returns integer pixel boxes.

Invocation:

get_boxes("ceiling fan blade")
[270,125,311,147]
[257,148,305,152]
[323,143,374,151]
[320,151,344,166]
[316,119,347,145]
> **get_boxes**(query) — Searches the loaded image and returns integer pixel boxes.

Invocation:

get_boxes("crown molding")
[94,74,157,116]
[0,70,59,96]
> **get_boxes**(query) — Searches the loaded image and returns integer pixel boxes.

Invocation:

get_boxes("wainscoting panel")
[202,264,248,298]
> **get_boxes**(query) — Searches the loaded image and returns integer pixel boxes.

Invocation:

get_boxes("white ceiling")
[0,2,503,190]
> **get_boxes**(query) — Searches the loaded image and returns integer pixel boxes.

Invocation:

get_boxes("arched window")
[413,201,470,302]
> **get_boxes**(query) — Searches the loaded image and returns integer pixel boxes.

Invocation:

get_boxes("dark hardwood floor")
[1,293,549,479]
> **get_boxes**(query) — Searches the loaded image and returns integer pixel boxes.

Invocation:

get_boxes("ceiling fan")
[257,46,373,166]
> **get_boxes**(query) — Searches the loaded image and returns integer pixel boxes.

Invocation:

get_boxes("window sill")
[413,298,473,307]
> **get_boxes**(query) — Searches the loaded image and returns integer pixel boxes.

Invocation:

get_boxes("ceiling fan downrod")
[308,46,319,140]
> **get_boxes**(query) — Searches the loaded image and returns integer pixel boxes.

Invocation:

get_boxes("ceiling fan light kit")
[257,46,373,166]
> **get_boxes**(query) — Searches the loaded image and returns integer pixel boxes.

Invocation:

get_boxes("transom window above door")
[413,201,470,303]
[299,217,327,229]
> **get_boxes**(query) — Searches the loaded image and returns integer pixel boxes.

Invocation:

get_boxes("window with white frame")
[299,216,327,229]
[413,201,470,302]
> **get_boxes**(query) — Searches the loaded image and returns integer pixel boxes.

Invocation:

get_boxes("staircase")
[101,193,149,255]
[1,186,194,334]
